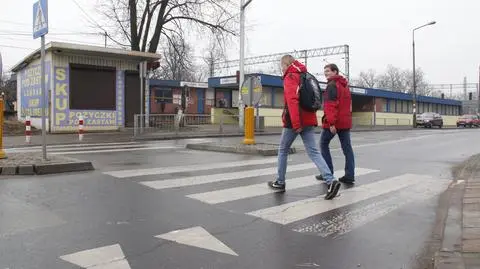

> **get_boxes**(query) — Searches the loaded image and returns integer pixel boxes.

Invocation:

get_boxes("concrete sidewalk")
[4,131,135,148]
[3,125,457,148]
[134,125,420,141]
[434,154,480,269]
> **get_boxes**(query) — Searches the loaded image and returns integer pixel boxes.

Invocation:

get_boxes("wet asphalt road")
[0,128,479,269]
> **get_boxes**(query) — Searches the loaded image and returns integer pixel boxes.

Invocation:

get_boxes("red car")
[457,114,480,128]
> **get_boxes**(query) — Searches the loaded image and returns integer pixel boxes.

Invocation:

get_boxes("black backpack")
[298,72,322,112]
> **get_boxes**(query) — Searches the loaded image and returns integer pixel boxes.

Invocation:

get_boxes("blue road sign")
[33,0,48,39]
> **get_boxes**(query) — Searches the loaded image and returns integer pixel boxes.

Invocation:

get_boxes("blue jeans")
[277,127,335,184]
[320,128,355,179]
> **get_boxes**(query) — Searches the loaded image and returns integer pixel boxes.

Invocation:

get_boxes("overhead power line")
[0,44,35,50]
[214,45,350,79]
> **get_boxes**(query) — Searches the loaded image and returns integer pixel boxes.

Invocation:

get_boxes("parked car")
[416,112,443,128]
[456,114,480,128]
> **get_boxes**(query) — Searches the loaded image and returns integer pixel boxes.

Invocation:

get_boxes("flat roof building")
[11,42,161,132]
[207,73,463,127]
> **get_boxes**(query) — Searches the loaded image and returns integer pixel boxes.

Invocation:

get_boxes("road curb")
[0,161,95,176]
[186,142,296,156]
[433,181,466,269]
[34,161,94,175]
[0,152,95,176]
[133,127,424,142]
[432,153,480,269]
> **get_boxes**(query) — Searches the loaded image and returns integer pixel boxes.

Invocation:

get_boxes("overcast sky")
[1,0,479,95]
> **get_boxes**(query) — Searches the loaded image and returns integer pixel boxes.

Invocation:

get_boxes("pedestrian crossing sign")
[33,0,48,39]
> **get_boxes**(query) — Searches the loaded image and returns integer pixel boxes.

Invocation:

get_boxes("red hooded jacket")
[322,75,352,130]
[282,60,318,130]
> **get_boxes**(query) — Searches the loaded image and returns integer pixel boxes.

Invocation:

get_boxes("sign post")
[241,75,262,145]
[33,0,48,160]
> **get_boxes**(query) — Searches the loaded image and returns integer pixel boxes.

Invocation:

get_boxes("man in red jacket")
[268,55,341,200]
[316,64,355,184]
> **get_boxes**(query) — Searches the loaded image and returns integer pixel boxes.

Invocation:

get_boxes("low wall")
[443,116,458,126]
[211,108,238,124]
[210,108,459,128]
[374,113,411,126]
[352,112,373,126]
[258,108,325,127]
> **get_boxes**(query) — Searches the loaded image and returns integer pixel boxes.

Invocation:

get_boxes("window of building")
[274,88,283,108]
[381,100,387,112]
[69,64,116,110]
[386,99,394,112]
[154,88,173,103]
[261,87,273,107]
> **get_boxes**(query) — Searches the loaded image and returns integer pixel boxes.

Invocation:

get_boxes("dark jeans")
[277,127,335,184]
[320,128,355,179]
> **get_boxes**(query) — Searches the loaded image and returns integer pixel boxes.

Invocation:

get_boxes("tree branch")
[112,5,132,43]
[137,0,150,44]
[164,16,236,35]
[148,0,170,53]
[128,0,140,50]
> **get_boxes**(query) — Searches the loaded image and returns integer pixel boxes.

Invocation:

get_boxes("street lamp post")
[412,21,436,128]
[239,0,253,130]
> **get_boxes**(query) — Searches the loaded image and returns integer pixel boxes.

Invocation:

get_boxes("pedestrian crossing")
[4,140,212,155]
[102,157,451,237]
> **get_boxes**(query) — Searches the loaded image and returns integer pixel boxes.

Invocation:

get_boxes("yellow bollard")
[243,106,255,145]
[0,99,6,159]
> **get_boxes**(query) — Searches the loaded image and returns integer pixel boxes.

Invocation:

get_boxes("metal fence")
[133,113,413,138]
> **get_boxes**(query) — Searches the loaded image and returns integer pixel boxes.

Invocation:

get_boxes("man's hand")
[295,128,303,133]
[329,125,337,135]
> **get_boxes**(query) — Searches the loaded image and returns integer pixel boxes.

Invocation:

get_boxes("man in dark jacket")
[268,55,340,200]
[316,64,355,184]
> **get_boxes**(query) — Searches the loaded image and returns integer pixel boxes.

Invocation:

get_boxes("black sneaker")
[315,175,326,181]
[325,180,341,200]
[268,181,286,191]
[339,176,355,185]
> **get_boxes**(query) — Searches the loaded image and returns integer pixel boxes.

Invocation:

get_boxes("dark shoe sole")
[325,181,341,200]
[339,179,355,185]
[268,181,285,192]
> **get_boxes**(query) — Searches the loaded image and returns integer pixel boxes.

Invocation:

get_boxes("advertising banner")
[116,70,124,127]
[20,62,51,117]
[53,66,122,128]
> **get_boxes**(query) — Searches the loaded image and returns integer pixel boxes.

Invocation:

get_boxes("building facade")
[11,42,160,132]
[208,73,463,126]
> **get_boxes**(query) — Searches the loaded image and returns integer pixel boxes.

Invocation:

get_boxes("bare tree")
[153,35,196,81]
[353,69,378,88]
[99,0,237,53]
[353,65,432,96]
[401,68,432,96]
[203,38,227,78]
[376,65,405,92]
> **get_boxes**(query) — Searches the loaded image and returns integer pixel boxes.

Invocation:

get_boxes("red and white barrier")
[25,116,31,144]
[79,116,84,141]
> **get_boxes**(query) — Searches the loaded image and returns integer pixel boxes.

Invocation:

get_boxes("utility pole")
[239,0,253,130]
[104,31,107,47]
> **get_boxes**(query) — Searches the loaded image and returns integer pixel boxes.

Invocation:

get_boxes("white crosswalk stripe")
[246,173,436,225]
[5,142,183,155]
[103,158,450,237]
[140,163,317,190]
[105,158,279,178]
[186,168,378,204]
